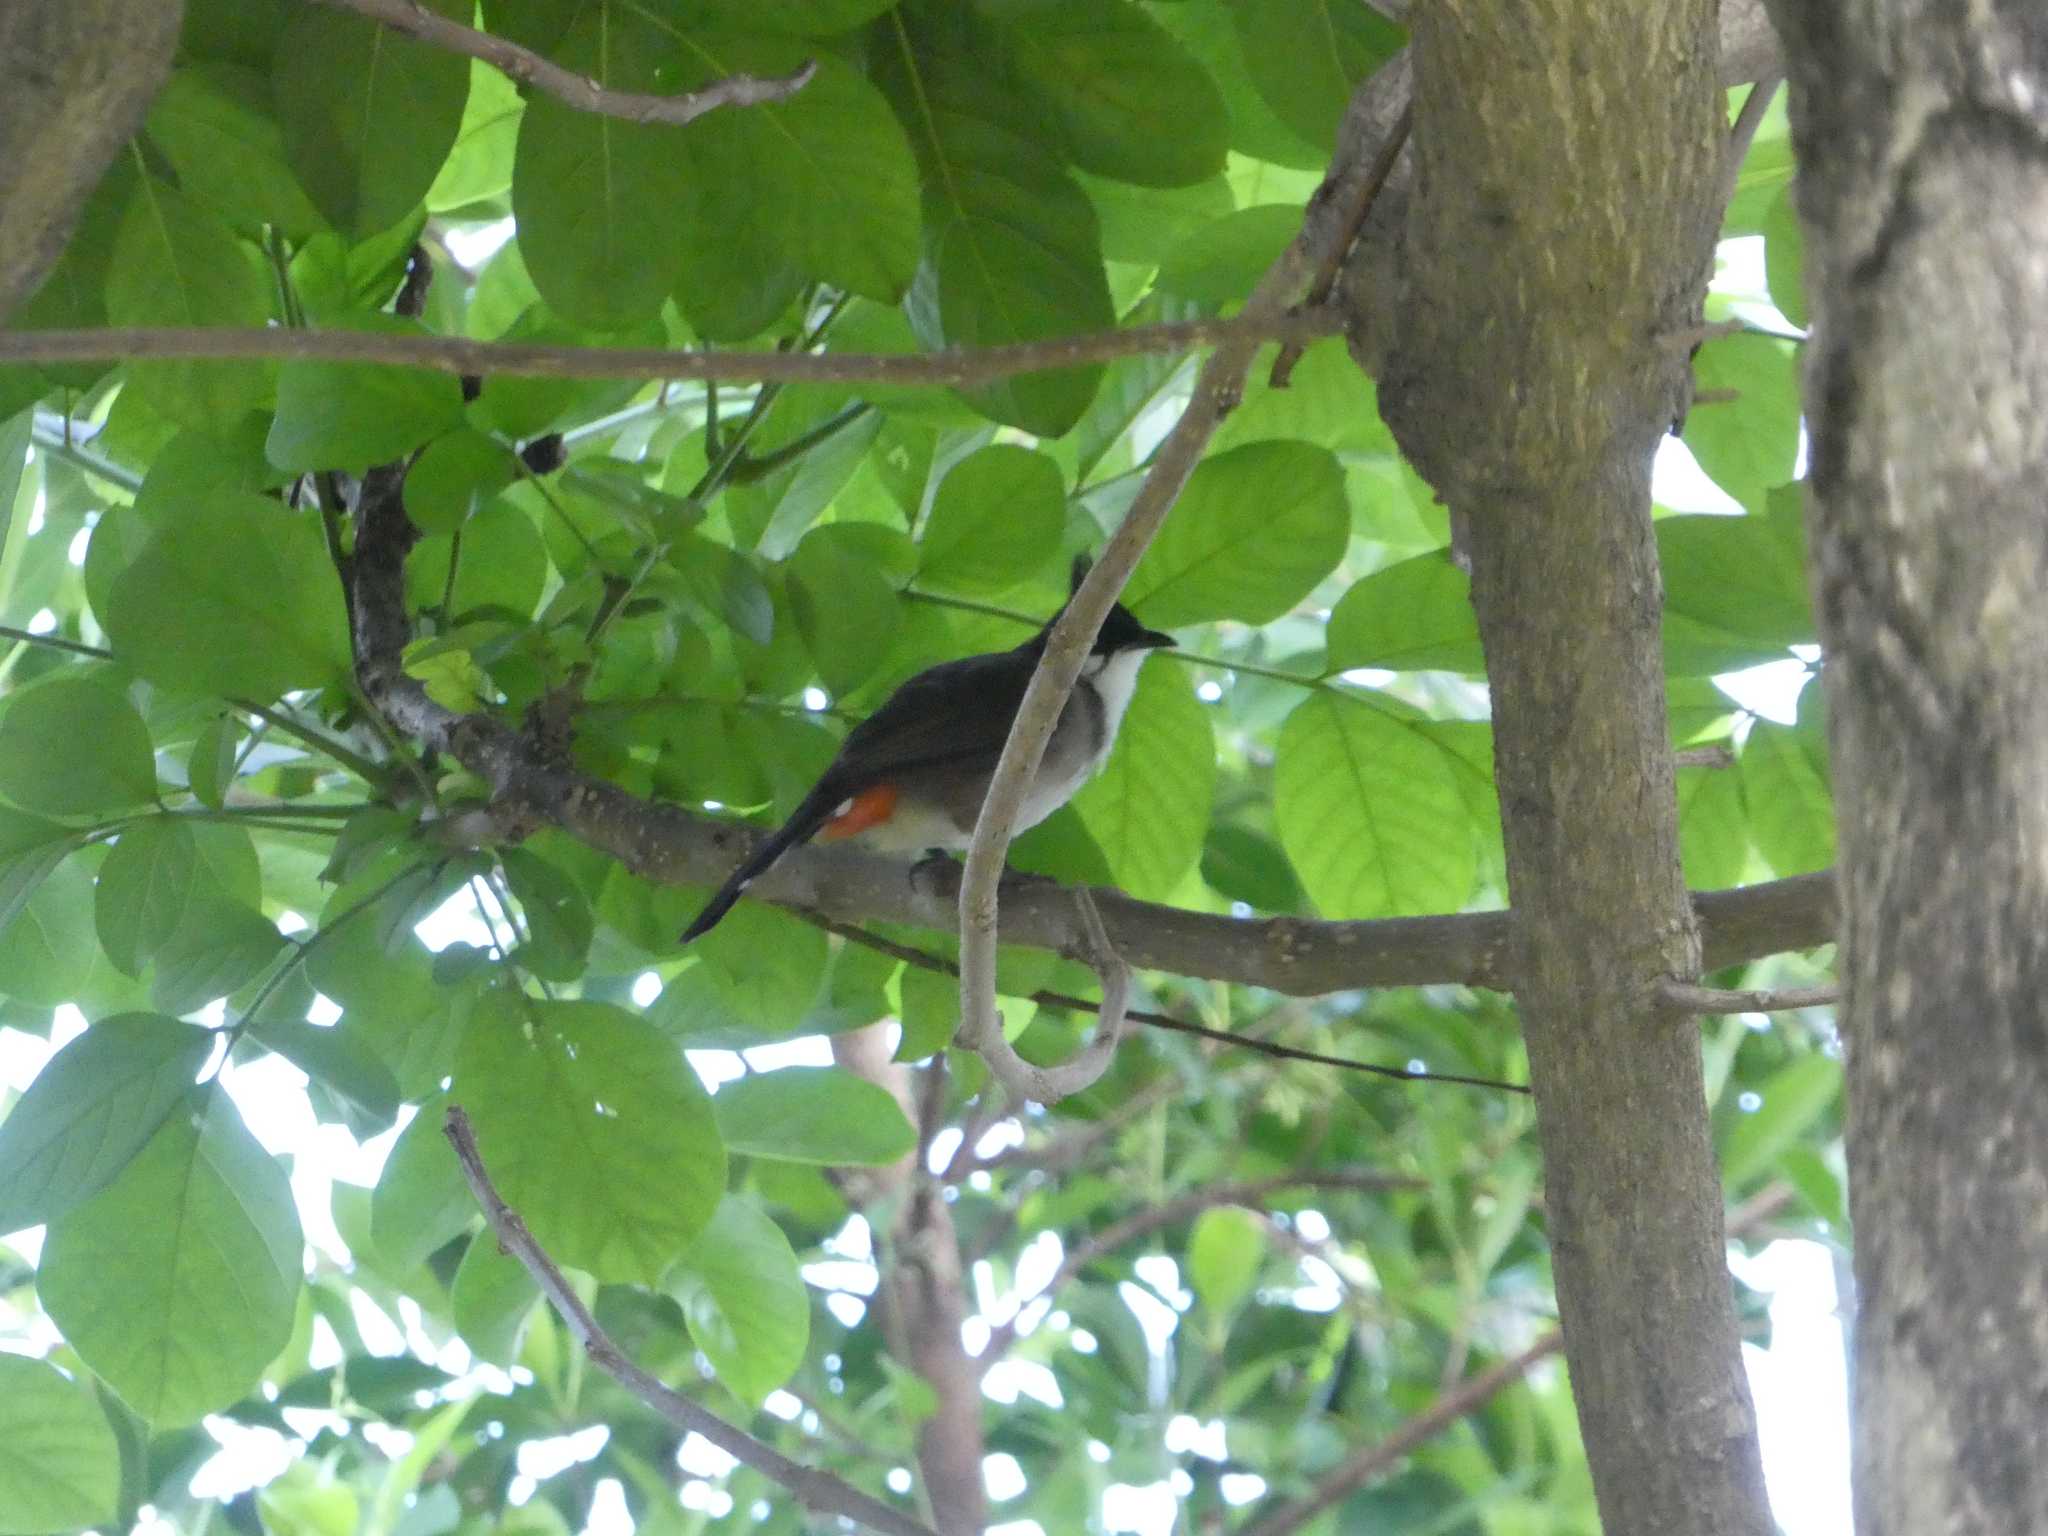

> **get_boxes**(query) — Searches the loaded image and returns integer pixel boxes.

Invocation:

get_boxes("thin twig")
[1719,75,1783,212]
[0,311,1340,387]
[976,1170,1429,1370]
[1659,979,1839,1014]
[968,888,1133,1104]
[807,914,1530,1093]
[956,105,1413,1095]
[307,0,817,126]
[1237,1334,1566,1536]
[1673,743,1737,769]
[441,1106,939,1536]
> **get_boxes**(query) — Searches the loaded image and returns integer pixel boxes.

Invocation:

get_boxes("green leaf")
[672,39,920,307]
[0,857,96,1007]
[1187,1206,1265,1315]
[1072,662,1214,901]
[886,19,1115,434]
[1682,334,1800,508]
[916,445,1066,595]
[1275,694,1475,918]
[456,995,726,1282]
[510,8,694,329]
[104,181,272,429]
[1324,551,1484,674]
[710,1067,916,1165]
[1231,0,1402,153]
[0,1013,211,1232]
[1658,495,1814,675]
[1157,205,1300,302]
[267,324,467,472]
[151,896,289,1016]
[1677,764,1751,892]
[998,0,1228,187]
[1721,1053,1842,1189]
[0,1356,120,1534]
[404,428,519,536]
[246,1015,402,1135]
[0,671,157,816]
[273,0,470,238]
[427,60,524,212]
[787,524,904,696]
[371,1093,473,1274]
[95,818,200,977]
[145,65,327,239]
[1125,442,1349,627]
[666,1196,809,1407]
[1200,824,1302,913]
[683,902,832,1045]
[451,1227,540,1368]
[1744,700,1834,878]
[498,849,595,982]
[106,492,352,700]
[187,711,240,810]
[1762,183,1808,328]
[1082,172,1235,266]
[41,1088,302,1426]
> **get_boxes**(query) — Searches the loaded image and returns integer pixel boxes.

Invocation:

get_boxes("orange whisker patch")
[820,782,899,840]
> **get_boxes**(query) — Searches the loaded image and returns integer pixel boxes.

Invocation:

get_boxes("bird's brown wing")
[825,645,1042,789]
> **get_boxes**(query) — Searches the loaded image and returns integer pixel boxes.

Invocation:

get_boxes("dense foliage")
[0,3,1837,1534]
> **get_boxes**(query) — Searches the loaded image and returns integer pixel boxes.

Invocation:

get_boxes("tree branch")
[441,1105,937,1536]
[307,0,815,126]
[1658,979,1839,1014]
[963,887,1132,1105]
[0,310,1339,386]
[976,1170,1430,1370]
[956,91,1409,1099]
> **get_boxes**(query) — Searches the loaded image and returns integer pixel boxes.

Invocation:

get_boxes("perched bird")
[679,574,1173,943]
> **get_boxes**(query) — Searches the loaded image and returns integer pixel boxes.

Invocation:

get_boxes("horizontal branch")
[443,1106,935,1536]
[0,310,1338,387]
[1658,979,1840,1014]
[308,0,815,127]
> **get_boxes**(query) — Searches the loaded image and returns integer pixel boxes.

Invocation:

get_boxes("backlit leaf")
[711,1067,916,1165]
[667,1196,809,1406]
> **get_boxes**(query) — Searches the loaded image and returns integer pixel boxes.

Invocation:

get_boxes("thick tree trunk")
[1766,4,2048,1532]
[0,0,182,323]
[1374,4,1776,1533]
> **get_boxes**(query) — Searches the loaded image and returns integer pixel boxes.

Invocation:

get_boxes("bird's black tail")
[678,791,839,944]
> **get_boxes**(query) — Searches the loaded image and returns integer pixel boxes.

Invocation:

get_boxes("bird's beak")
[1138,626,1176,650]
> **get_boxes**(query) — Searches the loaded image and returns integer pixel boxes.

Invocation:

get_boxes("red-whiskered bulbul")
[679,575,1174,943]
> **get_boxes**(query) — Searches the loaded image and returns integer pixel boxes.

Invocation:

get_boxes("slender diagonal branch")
[307,0,815,126]
[0,310,1341,386]
[1658,979,1839,1014]
[956,95,1411,1098]
[442,1106,938,1536]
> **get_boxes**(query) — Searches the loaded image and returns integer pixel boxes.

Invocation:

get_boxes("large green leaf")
[787,523,904,696]
[1072,662,1214,901]
[1324,551,1484,674]
[1682,334,1801,509]
[1658,494,1814,675]
[150,894,289,1016]
[456,995,726,1282]
[1744,694,1834,878]
[1231,0,1402,153]
[669,37,920,307]
[711,1067,916,1165]
[1157,205,1299,302]
[997,0,1228,187]
[145,64,327,239]
[1124,441,1349,627]
[104,180,273,431]
[106,492,352,700]
[886,12,1115,434]
[1275,693,1475,918]
[0,1356,120,1534]
[666,1196,809,1407]
[95,818,200,977]
[1187,1206,1265,1315]
[267,321,467,472]
[684,902,833,1043]
[0,856,96,1007]
[273,0,470,238]
[1722,1053,1842,1189]
[0,670,157,816]
[1677,763,1751,892]
[371,1092,473,1274]
[916,444,1066,595]
[41,1088,302,1426]
[0,1013,211,1232]
[509,7,694,329]
[451,1227,540,1368]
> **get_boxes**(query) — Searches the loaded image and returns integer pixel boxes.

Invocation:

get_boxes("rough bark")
[1374,4,1775,1533]
[1765,3,2048,1531]
[0,0,182,324]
